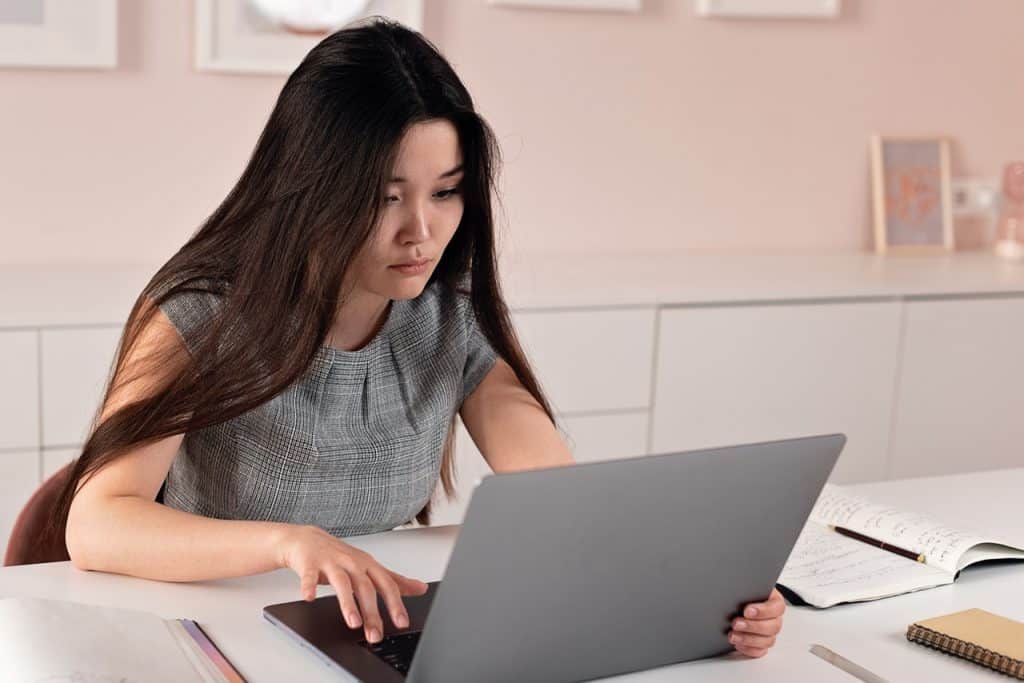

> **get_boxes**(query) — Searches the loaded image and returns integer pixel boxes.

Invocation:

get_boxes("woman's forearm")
[66,495,292,582]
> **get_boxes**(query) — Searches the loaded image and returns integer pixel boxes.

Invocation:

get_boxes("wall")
[1,0,1022,264]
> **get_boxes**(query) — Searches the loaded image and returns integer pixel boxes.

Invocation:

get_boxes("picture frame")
[0,0,118,69]
[695,0,839,19]
[487,0,641,11]
[870,135,954,254]
[194,0,423,75]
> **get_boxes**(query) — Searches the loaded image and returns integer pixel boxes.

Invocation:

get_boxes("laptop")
[263,434,845,682]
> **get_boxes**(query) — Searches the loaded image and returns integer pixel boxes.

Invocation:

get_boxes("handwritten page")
[0,598,207,683]
[778,522,953,607]
[778,484,1024,607]
[807,484,993,574]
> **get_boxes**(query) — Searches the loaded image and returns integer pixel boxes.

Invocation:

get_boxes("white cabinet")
[0,450,39,559]
[0,331,39,451]
[512,308,656,414]
[5,260,1024,541]
[889,297,1024,478]
[41,326,122,447]
[650,302,903,483]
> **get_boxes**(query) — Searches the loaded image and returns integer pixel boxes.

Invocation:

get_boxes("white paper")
[807,484,991,574]
[777,484,1024,607]
[0,598,203,683]
[778,521,953,607]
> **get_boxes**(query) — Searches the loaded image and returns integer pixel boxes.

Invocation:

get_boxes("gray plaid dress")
[156,279,497,537]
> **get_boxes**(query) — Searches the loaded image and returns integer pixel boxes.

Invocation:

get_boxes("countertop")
[3,249,1023,327]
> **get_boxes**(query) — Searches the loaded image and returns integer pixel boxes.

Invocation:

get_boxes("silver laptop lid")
[408,433,845,683]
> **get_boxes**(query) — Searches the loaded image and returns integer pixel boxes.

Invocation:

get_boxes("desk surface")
[1,468,1021,682]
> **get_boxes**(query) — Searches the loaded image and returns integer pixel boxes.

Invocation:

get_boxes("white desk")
[1,468,1021,682]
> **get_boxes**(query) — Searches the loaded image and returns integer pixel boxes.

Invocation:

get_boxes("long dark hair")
[45,16,554,550]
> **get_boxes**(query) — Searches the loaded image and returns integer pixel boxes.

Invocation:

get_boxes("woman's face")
[350,118,465,302]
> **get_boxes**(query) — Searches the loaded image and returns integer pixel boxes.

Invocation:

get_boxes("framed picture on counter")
[870,135,954,254]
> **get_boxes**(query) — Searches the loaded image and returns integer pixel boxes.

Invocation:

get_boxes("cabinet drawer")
[0,331,39,450]
[512,308,655,414]
[0,450,39,557]
[889,297,1024,478]
[650,302,902,483]
[41,327,123,447]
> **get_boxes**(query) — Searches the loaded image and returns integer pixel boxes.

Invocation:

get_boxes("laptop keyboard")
[362,630,422,675]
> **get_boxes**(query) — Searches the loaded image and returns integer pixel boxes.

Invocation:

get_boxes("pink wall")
[1,0,1022,264]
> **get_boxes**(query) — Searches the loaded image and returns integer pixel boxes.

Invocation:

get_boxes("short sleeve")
[460,299,498,405]
[154,281,224,356]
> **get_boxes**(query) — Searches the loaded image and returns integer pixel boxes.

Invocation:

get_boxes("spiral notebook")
[906,608,1024,680]
[0,597,245,683]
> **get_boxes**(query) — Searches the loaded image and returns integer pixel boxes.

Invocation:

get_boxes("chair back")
[3,462,73,566]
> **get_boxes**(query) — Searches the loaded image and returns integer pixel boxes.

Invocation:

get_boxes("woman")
[45,16,783,655]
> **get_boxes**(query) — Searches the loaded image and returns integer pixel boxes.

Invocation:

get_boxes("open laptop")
[263,434,845,682]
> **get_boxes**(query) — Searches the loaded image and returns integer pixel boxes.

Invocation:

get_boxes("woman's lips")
[389,259,431,275]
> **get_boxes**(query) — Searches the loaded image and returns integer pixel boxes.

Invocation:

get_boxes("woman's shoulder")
[389,279,483,359]
[403,277,473,327]
[148,273,226,307]
[147,275,227,354]
[405,278,497,398]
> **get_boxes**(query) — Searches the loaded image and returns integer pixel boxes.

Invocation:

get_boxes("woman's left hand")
[728,587,786,658]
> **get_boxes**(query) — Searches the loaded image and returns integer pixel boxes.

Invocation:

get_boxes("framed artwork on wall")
[487,0,641,10]
[695,0,839,18]
[194,0,423,75]
[0,0,117,69]
[870,135,954,254]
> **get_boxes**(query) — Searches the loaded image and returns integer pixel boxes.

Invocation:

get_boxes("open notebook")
[777,484,1024,608]
[0,597,243,683]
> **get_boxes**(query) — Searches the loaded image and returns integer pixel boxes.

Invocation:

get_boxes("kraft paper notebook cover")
[775,484,1024,608]
[906,608,1024,680]
[0,597,245,683]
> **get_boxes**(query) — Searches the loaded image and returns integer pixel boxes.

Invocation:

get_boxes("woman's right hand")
[276,524,430,643]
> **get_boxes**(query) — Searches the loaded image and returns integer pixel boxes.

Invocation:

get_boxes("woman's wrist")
[266,521,299,569]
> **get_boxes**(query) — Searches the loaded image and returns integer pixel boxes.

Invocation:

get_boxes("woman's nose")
[400,205,431,244]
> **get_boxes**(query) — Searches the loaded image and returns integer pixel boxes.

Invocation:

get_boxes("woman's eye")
[383,188,460,204]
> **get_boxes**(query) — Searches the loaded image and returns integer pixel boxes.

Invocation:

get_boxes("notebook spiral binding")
[906,623,1024,680]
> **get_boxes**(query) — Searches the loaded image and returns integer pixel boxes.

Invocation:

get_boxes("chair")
[3,462,73,566]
